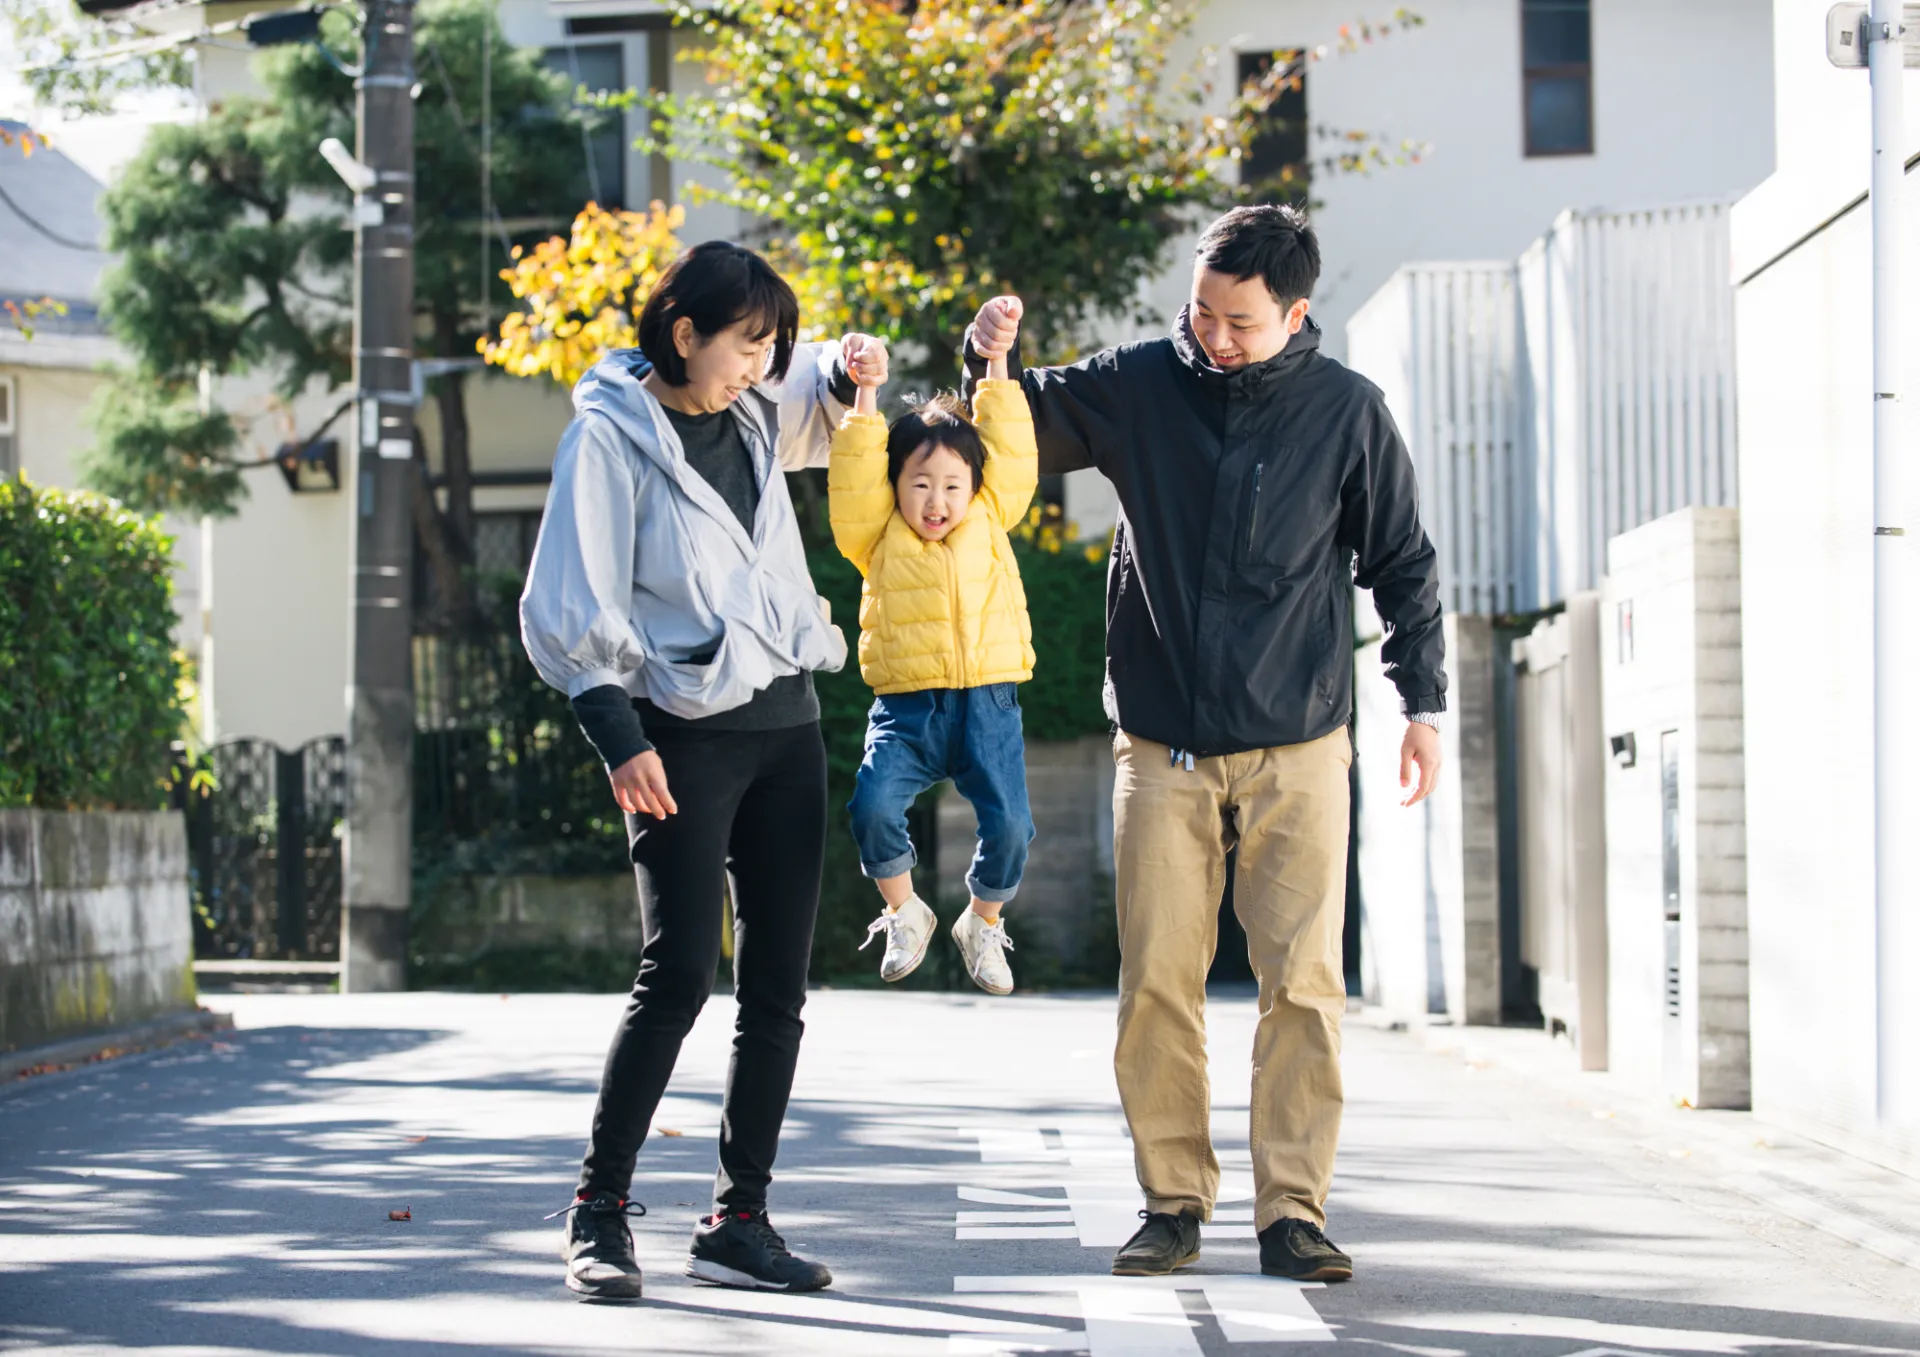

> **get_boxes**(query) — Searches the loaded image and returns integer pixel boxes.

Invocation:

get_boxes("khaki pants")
[1111,727,1352,1232]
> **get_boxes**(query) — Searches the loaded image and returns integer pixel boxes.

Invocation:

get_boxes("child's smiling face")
[895,440,975,542]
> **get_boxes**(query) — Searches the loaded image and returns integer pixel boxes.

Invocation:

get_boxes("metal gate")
[178,737,347,961]
[1512,593,1608,1070]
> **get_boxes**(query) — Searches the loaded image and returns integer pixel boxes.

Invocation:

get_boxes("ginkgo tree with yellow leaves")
[483,0,1425,388]
[482,202,686,387]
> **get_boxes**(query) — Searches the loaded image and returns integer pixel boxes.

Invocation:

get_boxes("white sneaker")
[859,895,937,983]
[951,909,1015,996]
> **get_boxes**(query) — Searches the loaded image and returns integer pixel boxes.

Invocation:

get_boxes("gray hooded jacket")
[520,343,850,720]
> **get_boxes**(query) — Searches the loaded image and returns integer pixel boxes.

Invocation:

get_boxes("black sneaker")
[1111,1209,1202,1276]
[1258,1217,1353,1282]
[686,1209,833,1292]
[551,1191,645,1299]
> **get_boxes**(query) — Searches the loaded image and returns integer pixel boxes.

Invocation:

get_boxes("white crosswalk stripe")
[953,1277,1335,1352]
[950,1123,1338,1351]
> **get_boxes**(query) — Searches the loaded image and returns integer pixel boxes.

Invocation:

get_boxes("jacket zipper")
[1246,459,1265,557]
[946,542,967,688]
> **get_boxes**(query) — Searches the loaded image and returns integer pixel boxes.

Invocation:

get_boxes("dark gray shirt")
[568,402,819,770]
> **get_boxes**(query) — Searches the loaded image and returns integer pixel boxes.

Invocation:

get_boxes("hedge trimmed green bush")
[0,477,185,810]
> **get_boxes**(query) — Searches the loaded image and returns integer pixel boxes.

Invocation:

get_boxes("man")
[966,204,1444,1283]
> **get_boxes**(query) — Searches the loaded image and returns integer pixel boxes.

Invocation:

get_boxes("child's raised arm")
[975,296,1022,383]
[827,335,894,574]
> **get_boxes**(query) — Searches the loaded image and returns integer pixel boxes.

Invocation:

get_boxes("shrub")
[0,477,185,809]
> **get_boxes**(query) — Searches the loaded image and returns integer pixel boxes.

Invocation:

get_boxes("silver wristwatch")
[1409,711,1442,731]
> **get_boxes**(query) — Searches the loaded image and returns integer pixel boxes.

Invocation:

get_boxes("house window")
[1522,0,1593,157]
[1237,50,1309,206]
[0,375,16,477]
[544,43,627,209]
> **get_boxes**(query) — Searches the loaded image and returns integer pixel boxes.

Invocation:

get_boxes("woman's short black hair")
[637,239,800,386]
[1195,204,1322,308]
[886,394,986,493]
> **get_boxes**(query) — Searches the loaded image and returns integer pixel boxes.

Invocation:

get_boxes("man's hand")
[841,332,889,415]
[1399,721,1441,807]
[972,296,1023,379]
[610,749,678,820]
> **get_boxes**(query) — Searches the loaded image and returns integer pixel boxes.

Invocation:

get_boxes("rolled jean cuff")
[859,847,917,880]
[966,874,1021,904]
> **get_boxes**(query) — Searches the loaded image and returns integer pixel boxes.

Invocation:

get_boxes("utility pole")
[1867,0,1913,1128]
[341,0,417,993]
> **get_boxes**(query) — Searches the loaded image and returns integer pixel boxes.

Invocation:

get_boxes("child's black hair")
[886,393,986,492]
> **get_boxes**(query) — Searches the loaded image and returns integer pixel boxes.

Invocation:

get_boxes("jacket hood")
[570,347,773,475]
[1170,305,1322,392]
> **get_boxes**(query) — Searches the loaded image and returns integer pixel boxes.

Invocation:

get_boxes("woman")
[520,240,887,1300]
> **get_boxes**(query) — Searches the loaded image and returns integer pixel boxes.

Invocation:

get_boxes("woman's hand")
[842,333,889,415]
[610,749,678,820]
[972,295,1024,381]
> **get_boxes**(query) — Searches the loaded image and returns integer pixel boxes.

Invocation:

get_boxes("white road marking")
[954,1277,1334,1352]
[962,1186,1073,1206]
[1078,1285,1205,1357]
[1198,1277,1337,1343]
[957,1123,1260,1246]
[959,1226,1083,1240]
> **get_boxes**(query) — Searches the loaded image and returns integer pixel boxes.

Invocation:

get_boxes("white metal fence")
[1348,203,1739,617]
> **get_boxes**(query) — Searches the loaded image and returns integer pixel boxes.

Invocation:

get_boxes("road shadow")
[0,1006,1915,1355]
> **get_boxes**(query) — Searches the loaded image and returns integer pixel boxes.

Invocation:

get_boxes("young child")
[828,299,1037,995]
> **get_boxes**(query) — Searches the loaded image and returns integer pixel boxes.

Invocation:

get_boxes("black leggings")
[576,721,827,1210]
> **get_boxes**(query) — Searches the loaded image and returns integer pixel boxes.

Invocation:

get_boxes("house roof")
[0,122,114,333]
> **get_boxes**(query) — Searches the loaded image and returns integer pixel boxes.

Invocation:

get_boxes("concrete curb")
[0,1008,235,1087]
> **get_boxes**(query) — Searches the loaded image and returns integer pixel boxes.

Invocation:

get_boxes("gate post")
[275,749,307,957]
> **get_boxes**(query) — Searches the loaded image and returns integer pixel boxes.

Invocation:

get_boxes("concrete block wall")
[0,811,197,1053]
[410,874,641,964]
[936,735,1115,978]
[1355,610,1500,1027]
[1601,507,1749,1109]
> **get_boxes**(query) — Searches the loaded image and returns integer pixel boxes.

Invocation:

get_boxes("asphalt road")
[2,989,1917,1355]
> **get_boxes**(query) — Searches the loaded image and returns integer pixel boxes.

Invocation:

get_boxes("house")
[0,119,205,664]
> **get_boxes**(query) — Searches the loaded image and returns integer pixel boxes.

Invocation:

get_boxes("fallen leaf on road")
[389,1208,412,1221]
[656,1128,684,1138]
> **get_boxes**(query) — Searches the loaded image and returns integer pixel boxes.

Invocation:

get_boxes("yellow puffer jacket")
[827,381,1038,695]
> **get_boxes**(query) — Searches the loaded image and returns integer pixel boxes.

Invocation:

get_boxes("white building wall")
[1601,506,1748,1110]
[1731,1,1920,1170]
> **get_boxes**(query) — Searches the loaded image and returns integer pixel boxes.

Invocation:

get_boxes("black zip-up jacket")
[966,310,1445,758]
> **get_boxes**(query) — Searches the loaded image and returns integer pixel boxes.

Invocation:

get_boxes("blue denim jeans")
[848,684,1034,904]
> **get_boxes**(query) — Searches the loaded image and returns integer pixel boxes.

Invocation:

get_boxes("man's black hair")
[637,239,800,386]
[1194,204,1321,307]
[886,393,986,493]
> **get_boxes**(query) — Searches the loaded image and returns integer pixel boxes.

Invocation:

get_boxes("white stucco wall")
[1731,0,1920,1167]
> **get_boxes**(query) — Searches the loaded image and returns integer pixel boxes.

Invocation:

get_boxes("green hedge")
[0,477,184,810]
